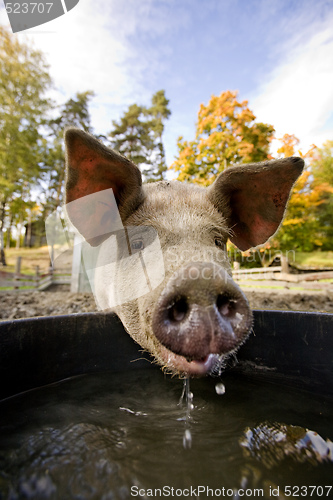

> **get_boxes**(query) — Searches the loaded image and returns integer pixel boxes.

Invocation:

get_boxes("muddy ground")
[0,286,332,322]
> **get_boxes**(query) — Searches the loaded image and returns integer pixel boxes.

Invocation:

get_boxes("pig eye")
[131,239,144,251]
[215,238,225,250]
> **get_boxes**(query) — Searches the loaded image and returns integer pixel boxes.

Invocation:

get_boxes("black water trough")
[0,310,333,400]
[1,310,333,498]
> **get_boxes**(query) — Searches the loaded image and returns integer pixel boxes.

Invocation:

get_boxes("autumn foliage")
[171,91,274,186]
[276,139,333,251]
[171,92,333,252]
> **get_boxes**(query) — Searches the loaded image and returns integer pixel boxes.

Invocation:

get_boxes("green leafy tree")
[171,90,274,186]
[40,91,95,215]
[0,26,52,264]
[109,90,171,181]
[109,103,152,167]
[49,90,94,134]
[144,90,171,181]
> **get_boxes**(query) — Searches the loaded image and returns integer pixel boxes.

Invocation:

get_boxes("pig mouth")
[152,293,253,376]
[158,345,223,376]
[151,262,253,376]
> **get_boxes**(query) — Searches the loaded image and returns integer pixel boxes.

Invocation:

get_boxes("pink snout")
[152,262,253,363]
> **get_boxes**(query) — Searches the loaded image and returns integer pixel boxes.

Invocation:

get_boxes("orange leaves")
[277,134,300,158]
[196,91,254,138]
[273,140,333,250]
[277,134,317,161]
[171,90,333,251]
[171,90,275,185]
[171,91,332,251]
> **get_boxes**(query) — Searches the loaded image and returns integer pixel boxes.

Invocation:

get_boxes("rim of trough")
[0,310,332,400]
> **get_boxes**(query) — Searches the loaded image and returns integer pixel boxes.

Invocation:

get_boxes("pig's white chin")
[159,345,220,377]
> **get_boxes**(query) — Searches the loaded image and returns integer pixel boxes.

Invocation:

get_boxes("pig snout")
[152,262,252,371]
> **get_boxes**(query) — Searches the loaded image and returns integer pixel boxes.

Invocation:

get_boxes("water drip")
[215,382,226,395]
[179,377,193,449]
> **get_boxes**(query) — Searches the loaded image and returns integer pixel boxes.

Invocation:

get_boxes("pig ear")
[65,128,143,246]
[208,157,304,251]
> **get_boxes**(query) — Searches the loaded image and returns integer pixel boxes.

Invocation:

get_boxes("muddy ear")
[65,128,143,246]
[207,157,304,251]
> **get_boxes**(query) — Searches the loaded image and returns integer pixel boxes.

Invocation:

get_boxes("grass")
[0,286,36,291]
[293,251,333,269]
[240,284,287,290]
[1,247,51,275]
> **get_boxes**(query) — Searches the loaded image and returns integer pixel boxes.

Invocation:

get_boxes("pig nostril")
[216,294,236,317]
[168,297,188,323]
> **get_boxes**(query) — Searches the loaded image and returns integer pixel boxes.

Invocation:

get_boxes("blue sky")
[1,0,333,172]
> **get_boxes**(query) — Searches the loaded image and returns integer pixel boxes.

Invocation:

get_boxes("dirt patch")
[245,288,333,314]
[0,288,96,321]
[0,286,332,322]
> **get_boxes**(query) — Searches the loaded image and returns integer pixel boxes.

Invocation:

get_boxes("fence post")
[49,264,54,288]
[71,234,82,293]
[281,253,289,274]
[35,265,40,288]
[14,256,22,290]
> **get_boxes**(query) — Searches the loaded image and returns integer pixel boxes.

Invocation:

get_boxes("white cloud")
[252,16,333,155]
[1,1,154,133]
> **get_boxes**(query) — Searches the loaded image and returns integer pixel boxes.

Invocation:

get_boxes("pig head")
[65,128,304,377]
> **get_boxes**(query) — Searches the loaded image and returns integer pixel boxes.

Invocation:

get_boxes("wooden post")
[281,253,289,274]
[71,234,82,293]
[35,265,40,288]
[14,256,22,289]
[15,256,22,274]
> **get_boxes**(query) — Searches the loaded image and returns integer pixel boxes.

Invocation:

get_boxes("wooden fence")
[0,257,71,291]
[232,266,333,291]
[1,255,332,292]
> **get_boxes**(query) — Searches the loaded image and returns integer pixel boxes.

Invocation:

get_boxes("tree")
[277,133,300,158]
[171,90,275,186]
[144,90,171,181]
[40,91,95,216]
[273,137,333,251]
[0,26,52,264]
[109,103,153,168]
[49,90,94,134]
[309,141,333,250]
[109,90,171,181]
[272,170,327,251]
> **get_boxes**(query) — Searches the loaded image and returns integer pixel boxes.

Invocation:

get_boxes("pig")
[64,128,304,377]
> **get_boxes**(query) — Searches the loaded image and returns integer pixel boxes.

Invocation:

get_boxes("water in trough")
[0,368,332,499]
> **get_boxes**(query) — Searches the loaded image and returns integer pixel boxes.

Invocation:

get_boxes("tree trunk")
[26,212,32,247]
[16,219,22,249]
[0,229,6,266]
[0,200,7,266]
[6,214,13,249]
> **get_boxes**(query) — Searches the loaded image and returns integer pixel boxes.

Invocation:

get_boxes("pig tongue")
[160,345,220,376]
[187,354,219,375]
